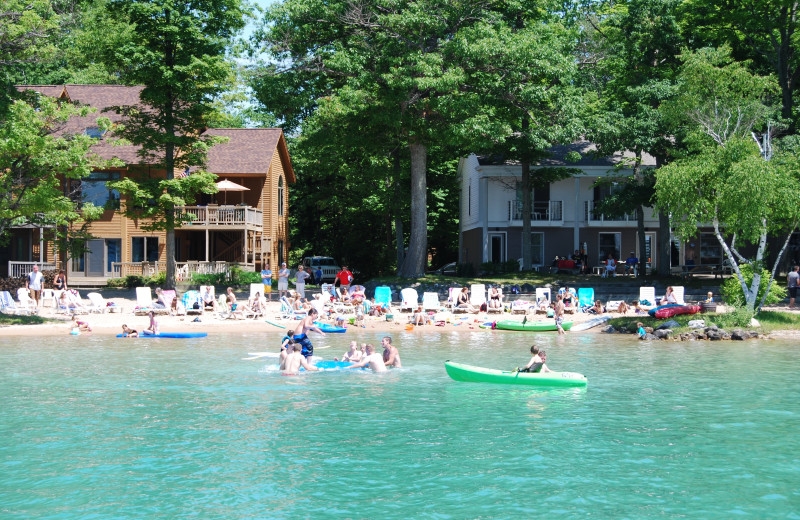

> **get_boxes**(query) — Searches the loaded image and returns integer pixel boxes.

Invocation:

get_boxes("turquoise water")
[2,330,799,519]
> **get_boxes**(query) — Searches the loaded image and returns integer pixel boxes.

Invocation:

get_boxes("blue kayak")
[313,322,347,333]
[116,332,208,338]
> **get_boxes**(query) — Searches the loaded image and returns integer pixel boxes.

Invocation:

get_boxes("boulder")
[687,319,705,329]
[654,329,672,339]
[642,333,658,340]
[602,325,616,333]
[750,318,761,327]
[731,329,747,340]
[521,283,535,294]
[707,330,722,340]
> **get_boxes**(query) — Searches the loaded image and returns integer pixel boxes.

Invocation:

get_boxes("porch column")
[480,176,489,263]
[573,177,581,251]
[244,230,248,265]
[205,229,209,262]
[39,229,44,263]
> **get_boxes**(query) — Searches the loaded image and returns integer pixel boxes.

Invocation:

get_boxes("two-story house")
[458,141,668,272]
[3,84,294,284]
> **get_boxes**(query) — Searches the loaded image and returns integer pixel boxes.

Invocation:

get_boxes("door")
[489,233,506,264]
[87,239,105,277]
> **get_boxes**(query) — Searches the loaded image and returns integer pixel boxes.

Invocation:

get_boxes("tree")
[451,8,584,270]
[0,95,107,242]
[105,0,247,288]
[252,0,517,277]
[656,47,800,312]
[584,0,684,276]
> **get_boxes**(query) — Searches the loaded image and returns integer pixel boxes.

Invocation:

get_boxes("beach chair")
[534,288,551,314]
[183,290,203,315]
[487,287,503,314]
[400,288,419,312]
[134,287,153,315]
[86,292,108,313]
[162,289,185,316]
[449,287,468,313]
[280,296,307,320]
[0,291,22,315]
[422,292,442,312]
[217,294,235,319]
[41,288,57,309]
[320,283,337,302]
[577,288,595,311]
[559,287,577,314]
[638,287,656,308]
[17,288,36,314]
[470,284,487,309]
[249,283,265,301]
[374,286,392,308]
[511,299,533,314]
[672,286,686,305]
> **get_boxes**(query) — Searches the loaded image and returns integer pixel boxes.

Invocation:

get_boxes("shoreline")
[2,295,799,338]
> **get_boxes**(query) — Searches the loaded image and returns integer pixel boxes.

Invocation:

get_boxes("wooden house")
[4,85,294,285]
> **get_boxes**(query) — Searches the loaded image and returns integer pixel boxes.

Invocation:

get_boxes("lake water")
[1,330,799,519]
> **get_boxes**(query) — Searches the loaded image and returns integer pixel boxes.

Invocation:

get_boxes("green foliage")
[480,260,521,276]
[721,264,786,308]
[229,265,261,284]
[0,95,112,240]
[456,263,475,278]
[191,272,227,286]
[710,306,755,329]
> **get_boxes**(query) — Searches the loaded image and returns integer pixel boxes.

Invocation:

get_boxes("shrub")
[711,306,755,328]
[503,259,520,273]
[456,262,475,278]
[106,278,127,288]
[480,262,497,275]
[721,263,785,307]
[191,272,226,286]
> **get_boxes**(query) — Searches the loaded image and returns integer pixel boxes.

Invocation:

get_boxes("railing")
[508,200,563,222]
[584,201,637,222]
[175,205,263,229]
[8,261,57,278]
[111,261,255,281]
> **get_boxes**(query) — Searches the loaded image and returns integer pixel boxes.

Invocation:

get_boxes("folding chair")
[400,288,419,312]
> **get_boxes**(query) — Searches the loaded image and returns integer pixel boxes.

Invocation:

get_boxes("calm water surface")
[1,329,799,519]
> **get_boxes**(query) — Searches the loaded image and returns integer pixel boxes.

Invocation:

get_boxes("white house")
[458,141,668,272]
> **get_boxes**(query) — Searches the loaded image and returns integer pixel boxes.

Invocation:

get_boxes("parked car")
[428,262,457,276]
[302,256,340,283]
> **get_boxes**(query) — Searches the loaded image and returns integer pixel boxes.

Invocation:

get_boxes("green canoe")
[445,361,587,387]
[494,319,573,332]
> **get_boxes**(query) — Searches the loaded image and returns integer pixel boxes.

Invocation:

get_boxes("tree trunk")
[658,211,670,276]
[632,153,646,276]
[521,161,532,270]
[398,140,427,277]
[393,149,404,269]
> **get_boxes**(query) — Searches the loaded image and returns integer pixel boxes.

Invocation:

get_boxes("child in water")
[637,322,647,339]
[71,315,91,333]
[516,345,544,373]
[121,324,138,337]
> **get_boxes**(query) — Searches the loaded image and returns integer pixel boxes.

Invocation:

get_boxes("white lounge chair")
[0,291,22,315]
[638,287,656,309]
[87,292,109,313]
[672,286,686,305]
[422,292,441,312]
[534,288,551,314]
[470,284,487,309]
[400,288,419,312]
[41,288,57,309]
[17,288,36,314]
[511,299,533,314]
[487,287,503,314]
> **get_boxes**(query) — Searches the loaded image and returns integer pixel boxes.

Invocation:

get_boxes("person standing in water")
[292,308,325,359]
[381,336,402,368]
[346,344,387,373]
[282,343,320,374]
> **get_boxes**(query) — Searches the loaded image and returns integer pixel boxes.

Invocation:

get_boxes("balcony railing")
[508,200,563,222]
[175,205,263,229]
[111,261,254,281]
[8,261,56,278]
[584,201,637,222]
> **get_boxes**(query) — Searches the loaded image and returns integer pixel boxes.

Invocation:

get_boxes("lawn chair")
[217,294,235,319]
[41,288,57,309]
[320,283,337,302]
[280,296,307,320]
[534,288,551,314]
[511,299,533,314]
[183,290,203,315]
[577,288,595,311]
[134,287,154,315]
[162,289,185,316]
[400,288,419,312]
[0,291,22,315]
[449,287,468,313]
[559,287,577,314]
[374,286,392,307]
[638,287,656,309]
[422,292,442,312]
[470,284,487,310]
[486,287,504,313]
[86,292,109,313]
[17,288,36,314]
[672,286,686,305]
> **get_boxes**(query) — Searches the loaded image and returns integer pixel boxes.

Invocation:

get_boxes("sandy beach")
[0,292,629,337]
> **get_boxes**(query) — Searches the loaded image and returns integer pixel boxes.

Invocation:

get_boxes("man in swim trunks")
[293,307,325,359]
[282,343,319,374]
[346,344,387,373]
[381,336,402,368]
[554,294,566,335]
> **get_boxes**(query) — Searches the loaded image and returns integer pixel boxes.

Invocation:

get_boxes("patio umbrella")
[215,179,249,204]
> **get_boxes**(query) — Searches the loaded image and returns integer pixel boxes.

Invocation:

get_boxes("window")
[277,176,284,216]
[84,127,105,139]
[81,171,120,210]
[277,239,284,266]
[132,237,159,263]
[700,233,722,265]
[529,232,544,266]
[598,232,621,264]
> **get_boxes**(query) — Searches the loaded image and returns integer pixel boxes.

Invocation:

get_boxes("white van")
[301,256,340,283]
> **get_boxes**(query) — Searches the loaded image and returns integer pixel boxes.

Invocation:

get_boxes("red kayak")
[654,305,701,319]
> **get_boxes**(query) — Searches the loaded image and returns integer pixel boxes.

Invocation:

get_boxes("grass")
[607,310,800,334]
[0,313,55,326]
